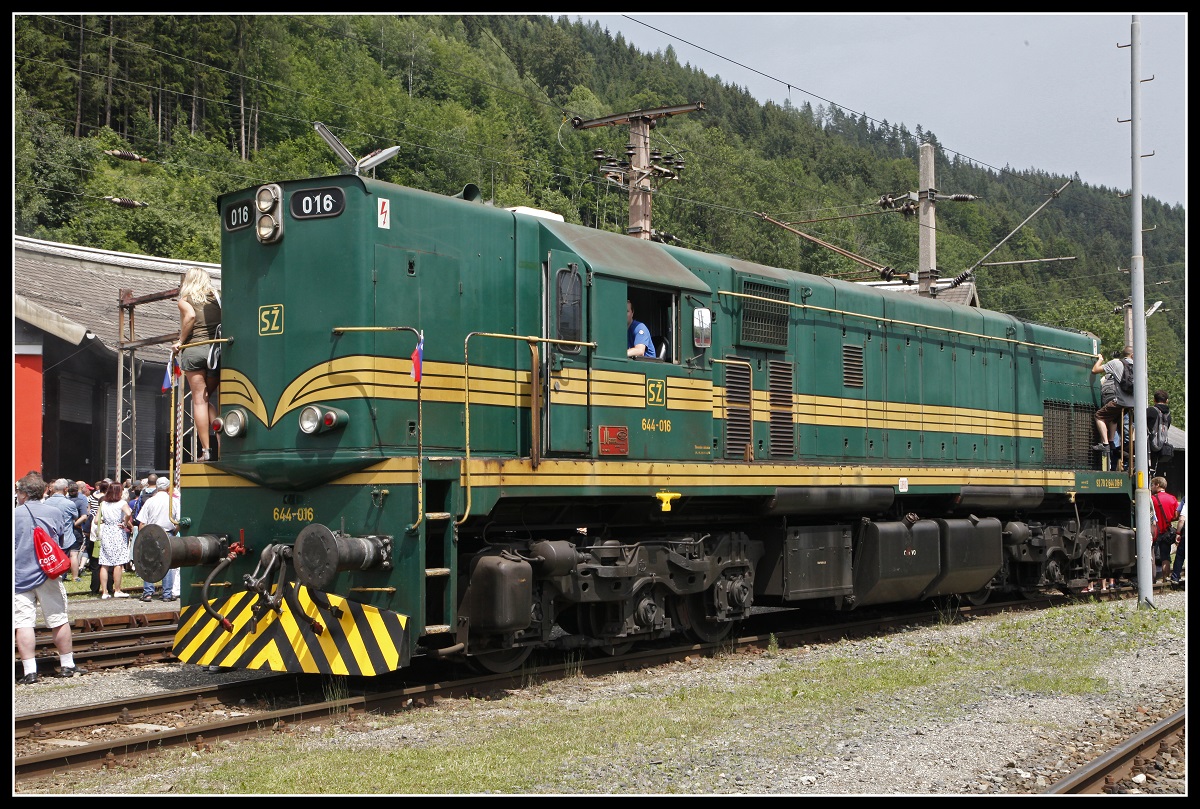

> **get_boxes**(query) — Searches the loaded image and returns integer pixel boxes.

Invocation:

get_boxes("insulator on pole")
[104,196,150,209]
[941,194,979,202]
[103,149,148,163]
[943,270,973,290]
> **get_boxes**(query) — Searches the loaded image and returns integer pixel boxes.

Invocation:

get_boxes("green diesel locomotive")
[136,172,1133,676]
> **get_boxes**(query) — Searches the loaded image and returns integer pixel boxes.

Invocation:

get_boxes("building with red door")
[13,236,220,483]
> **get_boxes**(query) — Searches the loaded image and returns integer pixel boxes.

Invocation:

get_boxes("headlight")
[256,213,280,241]
[298,405,349,435]
[221,408,247,438]
[255,183,284,244]
[255,185,280,213]
[298,405,323,434]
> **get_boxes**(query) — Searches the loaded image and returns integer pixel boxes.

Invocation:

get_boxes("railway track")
[15,611,179,678]
[1045,709,1186,794]
[10,591,1093,784]
[14,585,1175,788]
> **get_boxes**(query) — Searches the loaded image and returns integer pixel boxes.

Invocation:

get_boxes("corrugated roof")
[1167,425,1186,452]
[13,236,220,364]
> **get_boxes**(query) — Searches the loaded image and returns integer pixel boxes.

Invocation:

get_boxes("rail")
[1044,708,1186,794]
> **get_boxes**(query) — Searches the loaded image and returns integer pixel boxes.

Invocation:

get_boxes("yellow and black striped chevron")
[173,582,409,675]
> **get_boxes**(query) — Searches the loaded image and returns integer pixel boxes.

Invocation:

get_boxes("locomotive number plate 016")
[224,200,252,231]
[290,187,346,219]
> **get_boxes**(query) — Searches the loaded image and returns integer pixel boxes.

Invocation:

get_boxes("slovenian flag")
[162,356,180,392]
[410,332,424,383]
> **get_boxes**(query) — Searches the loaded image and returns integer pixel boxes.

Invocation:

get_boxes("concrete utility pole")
[1120,299,1135,348]
[1121,16,1157,609]
[918,143,937,296]
[878,145,978,295]
[573,102,703,239]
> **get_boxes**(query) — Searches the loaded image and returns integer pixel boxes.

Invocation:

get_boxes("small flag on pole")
[162,355,180,393]
[410,331,424,383]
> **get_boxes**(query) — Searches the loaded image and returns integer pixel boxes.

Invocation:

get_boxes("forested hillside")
[14,14,1186,423]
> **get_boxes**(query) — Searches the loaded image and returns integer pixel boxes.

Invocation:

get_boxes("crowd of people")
[13,472,183,600]
[14,470,184,684]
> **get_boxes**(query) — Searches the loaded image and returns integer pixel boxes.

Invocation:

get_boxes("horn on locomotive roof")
[314,121,401,177]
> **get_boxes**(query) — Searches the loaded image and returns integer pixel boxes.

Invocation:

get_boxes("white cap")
[157,477,170,490]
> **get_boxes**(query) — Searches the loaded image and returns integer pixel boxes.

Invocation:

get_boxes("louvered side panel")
[768,360,795,458]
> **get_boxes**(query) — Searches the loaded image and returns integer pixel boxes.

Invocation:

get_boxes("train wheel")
[580,603,635,656]
[964,587,991,607]
[673,591,734,644]
[468,646,533,674]
[555,605,581,636]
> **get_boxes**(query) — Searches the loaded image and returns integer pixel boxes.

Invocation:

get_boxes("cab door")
[543,251,591,455]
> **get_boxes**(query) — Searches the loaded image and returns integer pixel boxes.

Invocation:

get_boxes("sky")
[578,13,1187,209]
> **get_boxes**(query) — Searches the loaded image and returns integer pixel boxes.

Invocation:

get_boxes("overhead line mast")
[574,102,704,240]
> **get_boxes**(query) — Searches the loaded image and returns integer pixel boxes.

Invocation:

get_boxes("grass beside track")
[25,595,1185,795]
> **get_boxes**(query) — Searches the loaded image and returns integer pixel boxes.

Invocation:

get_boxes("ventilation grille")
[768,360,795,457]
[842,345,864,387]
[739,281,789,348]
[724,360,752,460]
[1043,401,1092,469]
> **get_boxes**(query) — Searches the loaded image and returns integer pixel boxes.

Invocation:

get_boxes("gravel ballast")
[15,588,1186,795]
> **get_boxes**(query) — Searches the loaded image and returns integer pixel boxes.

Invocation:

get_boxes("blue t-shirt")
[73,493,90,539]
[15,500,71,594]
[628,319,656,359]
[43,494,79,550]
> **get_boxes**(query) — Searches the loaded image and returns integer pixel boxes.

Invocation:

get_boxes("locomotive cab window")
[556,266,583,353]
[627,287,677,363]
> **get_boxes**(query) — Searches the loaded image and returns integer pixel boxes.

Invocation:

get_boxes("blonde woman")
[172,267,222,461]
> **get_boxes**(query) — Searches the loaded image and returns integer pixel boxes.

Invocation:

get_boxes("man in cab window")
[626,300,656,359]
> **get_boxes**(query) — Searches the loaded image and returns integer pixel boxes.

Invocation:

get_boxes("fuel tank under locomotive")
[755,515,1004,608]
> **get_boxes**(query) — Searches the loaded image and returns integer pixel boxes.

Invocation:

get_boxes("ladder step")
[425,511,452,521]
[425,567,450,578]
[421,624,451,636]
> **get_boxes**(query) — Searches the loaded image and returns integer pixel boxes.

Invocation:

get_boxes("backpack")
[1148,406,1172,453]
[1117,358,1134,395]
